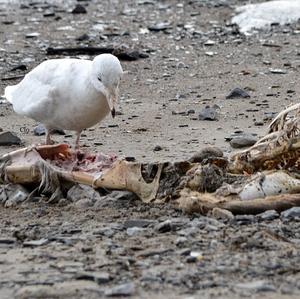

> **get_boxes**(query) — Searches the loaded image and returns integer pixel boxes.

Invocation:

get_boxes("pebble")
[256,210,279,221]
[198,105,218,121]
[0,184,28,207]
[235,280,276,292]
[76,271,111,284]
[281,207,300,220]
[269,68,287,74]
[67,184,102,202]
[211,207,234,221]
[126,227,145,236]
[226,88,250,99]
[229,133,257,148]
[123,219,154,228]
[72,4,87,14]
[105,282,135,297]
[0,131,21,146]
[153,145,163,151]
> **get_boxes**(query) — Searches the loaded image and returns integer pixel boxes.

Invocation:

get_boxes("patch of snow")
[232,0,300,35]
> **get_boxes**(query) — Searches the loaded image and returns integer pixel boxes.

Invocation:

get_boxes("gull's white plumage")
[5,53,123,147]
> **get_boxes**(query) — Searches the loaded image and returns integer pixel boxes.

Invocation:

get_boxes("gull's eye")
[98,76,102,82]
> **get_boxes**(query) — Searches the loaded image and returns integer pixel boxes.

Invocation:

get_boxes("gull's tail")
[4,85,16,103]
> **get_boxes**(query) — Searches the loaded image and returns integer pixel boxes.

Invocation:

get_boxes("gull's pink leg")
[75,131,81,150]
[45,128,54,145]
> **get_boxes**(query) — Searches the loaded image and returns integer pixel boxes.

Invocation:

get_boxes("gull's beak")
[105,87,118,119]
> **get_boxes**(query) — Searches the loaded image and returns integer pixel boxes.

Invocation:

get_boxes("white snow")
[232,0,300,35]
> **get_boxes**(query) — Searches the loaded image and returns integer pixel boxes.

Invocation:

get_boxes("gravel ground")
[0,0,300,298]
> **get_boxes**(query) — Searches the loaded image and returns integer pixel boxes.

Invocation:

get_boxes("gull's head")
[91,54,123,117]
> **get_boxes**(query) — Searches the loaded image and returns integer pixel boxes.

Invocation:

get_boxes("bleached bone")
[0,144,163,203]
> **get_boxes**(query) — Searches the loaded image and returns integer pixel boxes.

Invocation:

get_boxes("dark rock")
[153,145,163,151]
[254,121,264,126]
[43,11,55,17]
[76,271,111,284]
[76,33,89,41]
[0,131,21,146]
[9,64,27,72]
[123,219,154,228]
[105,282,135,297]
[234,215,255,225]
[281,207,300,220]
[226,88,250,99]
[198,105,218,121]
[230,133,257,148]
[72,4,87,14]
[155,218,186,233]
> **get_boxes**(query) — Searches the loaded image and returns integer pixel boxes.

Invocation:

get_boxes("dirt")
[0,0,300,298]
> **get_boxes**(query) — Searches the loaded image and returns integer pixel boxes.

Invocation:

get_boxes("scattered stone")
[72,4,87,14]
[75,198,95,209]
[254,121,264,126]
[0,238,15,244]
[229,133,257,148]
[25,32,40,38]
[148,22,171,31]
[211,207,234,220]
[153,145,163,151]
[256,210,279,221]
[23,238,49,247]
[9,64,27,72]
[235,280,276,292]
[126,227,145,236]
[0,184,29,207]
[198,105,218,121]
[269,68,287,74]
[281,207,300,220]
[0,131,21,146]
[226,88,250,99]
[76,271,111,284]
[124,219,154,228]
[105,282,135,297]
[67,184,101,202]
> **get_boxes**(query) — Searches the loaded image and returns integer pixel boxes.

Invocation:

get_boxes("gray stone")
[230,133,257,148]
[23,238,49,247]
[226,87,250,99]
[256,210,279,221]
[235,280,276,292]
[0,131,21,146]
[33,123,65,136]
[75,198,94,209]
[281,207,300,220]
[0,184,29,207]
[198,105,218,121]
[105,282,135,297]
[126,227,145,236]
[67,184,101,202]
[123,219,155,228]
[211,207,234,220]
